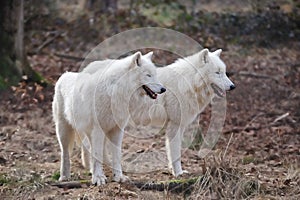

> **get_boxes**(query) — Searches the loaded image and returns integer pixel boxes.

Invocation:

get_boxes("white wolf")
[52,51,166,185]
[83,48,235,177]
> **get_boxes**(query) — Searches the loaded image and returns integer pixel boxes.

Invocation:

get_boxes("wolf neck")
[114,68,140,96]
[169,53,205,74]
[167,52,214,110]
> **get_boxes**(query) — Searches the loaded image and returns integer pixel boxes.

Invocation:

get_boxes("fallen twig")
[50,177,202,193]
[272,112,289,124]
[243,113,265,131]
[228,71,280,82]
[224,126,266,134]
[224,112,292,134]
[50,180,90,189]
[35,31,64,54]
[54,53,87,62]
[54,53,98,64]
[240,71,280,82]
[133,177,200,193]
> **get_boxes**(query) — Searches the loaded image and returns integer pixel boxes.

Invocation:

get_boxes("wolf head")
[129,51,166,99]
[199,49,235,98]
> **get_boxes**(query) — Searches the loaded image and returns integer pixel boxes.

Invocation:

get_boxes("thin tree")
[0,0,46,89]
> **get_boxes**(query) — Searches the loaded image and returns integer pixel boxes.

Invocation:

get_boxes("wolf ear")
[144,51,153,60]
[213,49,222,57]
[200,48,209,64]
[131,51,142,67]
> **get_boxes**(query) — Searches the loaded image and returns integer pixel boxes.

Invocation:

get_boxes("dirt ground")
[1,1,299,199]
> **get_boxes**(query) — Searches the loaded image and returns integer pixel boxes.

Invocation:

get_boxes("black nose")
[161,87,166,93]
[229,84,236,91]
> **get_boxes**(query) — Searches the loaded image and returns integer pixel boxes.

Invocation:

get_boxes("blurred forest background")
[1,0,299,88]
[0,0,299,199]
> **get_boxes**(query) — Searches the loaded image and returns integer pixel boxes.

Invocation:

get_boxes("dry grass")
[185,154,258,199]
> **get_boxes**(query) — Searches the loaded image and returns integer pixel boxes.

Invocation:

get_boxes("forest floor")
[1,1,299,199]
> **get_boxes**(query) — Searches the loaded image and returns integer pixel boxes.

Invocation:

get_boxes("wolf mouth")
[142,85,158,99]
[211,83,225,98]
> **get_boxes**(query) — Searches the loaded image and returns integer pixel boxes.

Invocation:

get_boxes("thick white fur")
[52,51,165,185]
[82,49,235,177]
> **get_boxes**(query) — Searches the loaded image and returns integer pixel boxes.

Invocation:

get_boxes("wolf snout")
[160,87,166,94]
[229,84,236,91]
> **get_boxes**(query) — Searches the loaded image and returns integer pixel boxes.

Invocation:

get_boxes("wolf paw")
[112,174,130,183]
[174,169,189,177]
[59,175,70,182]
[92,174,107,185]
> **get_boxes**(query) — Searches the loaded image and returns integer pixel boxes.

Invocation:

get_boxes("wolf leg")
[103,136,110,166]
[56,120,75,181]
[165,122,187,177]
[91,126,107,185]
[81,136,91,170]
[107,126,129,183]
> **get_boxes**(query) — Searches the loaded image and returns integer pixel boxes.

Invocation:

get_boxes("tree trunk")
[103,0,118,12]
[0,0,46,90]
[86,0,118,13]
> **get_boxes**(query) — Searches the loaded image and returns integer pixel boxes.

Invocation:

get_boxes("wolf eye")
[215,72,220,74]
[146,74,152,77]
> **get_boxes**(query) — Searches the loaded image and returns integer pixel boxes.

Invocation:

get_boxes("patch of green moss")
[141,3,186,27]
[0,174,11,186]
[0,55,22,90]
[242,156,256,165]
[51,171,60,181]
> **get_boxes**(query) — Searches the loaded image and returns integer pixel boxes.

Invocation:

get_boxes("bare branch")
[227,71,280,82]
